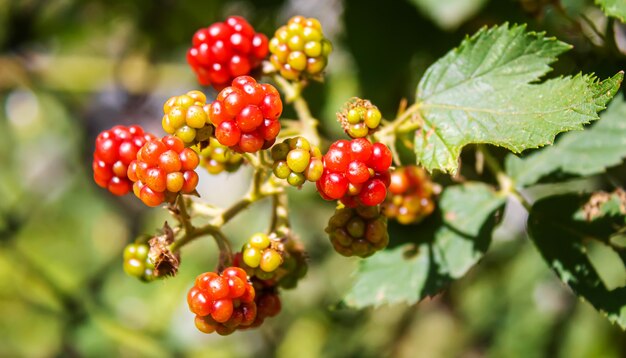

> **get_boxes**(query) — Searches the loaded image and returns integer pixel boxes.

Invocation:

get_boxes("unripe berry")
[122,243,155,281]
[269,16,332,80]
[325,204,389,257]
[271,136,324,187]
[337,98,383,138]
[187,17,269,90]
[199,137,244,174]
[162,90,213,145]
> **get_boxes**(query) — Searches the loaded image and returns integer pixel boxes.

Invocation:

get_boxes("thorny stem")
[477,145,533,211]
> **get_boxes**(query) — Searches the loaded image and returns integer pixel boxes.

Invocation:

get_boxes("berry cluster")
[161,90,212,144]
[317,138,392,206]
[242,233,284,277]
[93,125,156,196]
[271,136,324,187]
[122,243,155,282]
[128,136,200,207]
[188,267,257,335]
[245,287,281,329]
[199,137,244,174]
[325,205,389,257]
[269,15,333,80]
[187,16,268,89]
[383,166,436,224]
[209,76,282,152]
[337,98,382,138]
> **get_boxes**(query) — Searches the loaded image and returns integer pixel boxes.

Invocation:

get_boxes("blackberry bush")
[90,14,626,337]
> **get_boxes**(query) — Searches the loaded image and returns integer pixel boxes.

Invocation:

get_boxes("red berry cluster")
[188,267,257,335]
[209,76,282,152]
[127,136,200,207]
[187,16,269,89]
[383,166,436,225]
[93,125,156,196]
[317,138,392,206]
[244,284,281,329]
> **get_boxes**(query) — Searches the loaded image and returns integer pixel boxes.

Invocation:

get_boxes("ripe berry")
[187,16,269,90]
[382,166,437,224]
[337,98,382,138]
[128,136,200,207]
[199,137,244,174]
[239,287,281,329]
[269,16,333,80]
[325,204,389,257]
[188,268,256,335]
[271,136,323,186]
[209,76,282,152]
[162,90,213,145]
[123,243,155,282]
[93,125,156,196]
[317,138,392,206]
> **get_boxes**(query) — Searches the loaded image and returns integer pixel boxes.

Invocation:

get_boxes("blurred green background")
[1,0,626,356]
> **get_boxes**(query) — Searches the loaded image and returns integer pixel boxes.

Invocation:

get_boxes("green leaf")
[528,193,626,329]
[413,23,622,173]
[596,0,626,22]
[344,183,505,308]
[408,0,488,30]
[506,94,626,187]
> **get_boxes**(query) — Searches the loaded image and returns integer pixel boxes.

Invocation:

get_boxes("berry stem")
[272,74,321,147]
[477,145,532,211]
[373,102,422,142]
[269,192,290,235]
[176,195,194,235]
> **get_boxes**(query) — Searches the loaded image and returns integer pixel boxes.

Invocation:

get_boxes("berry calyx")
[337,98,383,138]
[199,137,244,174]
[187,16,269,90]
[316,138,392,206]
[325,204,389,258]
[188,267,256,335]
[161,90,213,145]
[123,243,155,282]
[93,125,156,196]
[209,76,282,152]
[269,16,333,81]
[382,166,437,224]
[128,136,200,207]
[271,136,324,186]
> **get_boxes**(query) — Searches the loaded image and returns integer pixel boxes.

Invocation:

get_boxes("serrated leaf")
[413,23,622,173]
[506,94,626,187]
[596,0,626,22]
[528,193,626,329]
[344,183,505,308]
[408,0,488,30]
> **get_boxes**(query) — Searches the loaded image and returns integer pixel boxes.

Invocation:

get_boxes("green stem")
[373,102,421,142]
[272,74,320,147]
[269,192,290,235]
[477,145,532,211]
[176,195,193,235]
